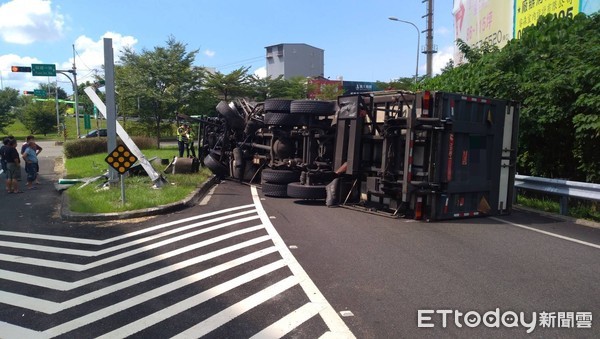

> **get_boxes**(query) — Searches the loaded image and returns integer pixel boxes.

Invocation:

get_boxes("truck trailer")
[200,90,519,221]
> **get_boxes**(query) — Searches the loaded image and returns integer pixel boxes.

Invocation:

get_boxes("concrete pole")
[104,38,118,182]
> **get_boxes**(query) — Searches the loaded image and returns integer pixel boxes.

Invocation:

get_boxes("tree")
[375,77,416,91]
[38,83,68,100]
[314,83,342,100]
[281,76,311,99]
[421,12,600,182]
[0,87,19,133]
[116,36,202,146]
[20,100,62,136]
[204,66,253,101]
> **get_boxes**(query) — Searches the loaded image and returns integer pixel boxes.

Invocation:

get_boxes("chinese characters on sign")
[515,0,580,38]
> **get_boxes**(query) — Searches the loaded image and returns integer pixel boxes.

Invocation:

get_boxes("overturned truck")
[200,90,519,221]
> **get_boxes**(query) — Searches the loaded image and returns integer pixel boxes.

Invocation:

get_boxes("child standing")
[22,141,39,190]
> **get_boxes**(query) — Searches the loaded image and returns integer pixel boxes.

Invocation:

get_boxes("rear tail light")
[422,91,431,117]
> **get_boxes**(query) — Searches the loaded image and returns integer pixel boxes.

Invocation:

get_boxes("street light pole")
[57,69,80,138]
[388,17,420,86]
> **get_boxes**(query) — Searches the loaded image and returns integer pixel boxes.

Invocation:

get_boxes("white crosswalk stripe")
[0,188,354,338]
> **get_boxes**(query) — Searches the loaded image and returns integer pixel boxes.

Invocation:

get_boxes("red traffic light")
[11,66,32,72]
[23,91,34,95]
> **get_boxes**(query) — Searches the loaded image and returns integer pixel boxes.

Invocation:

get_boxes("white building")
[265,43,324,79]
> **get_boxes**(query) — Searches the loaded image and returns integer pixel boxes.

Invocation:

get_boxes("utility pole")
[422,0,437,78]
[72,44,80,138]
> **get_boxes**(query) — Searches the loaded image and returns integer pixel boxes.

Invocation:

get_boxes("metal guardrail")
[514,175,600,215]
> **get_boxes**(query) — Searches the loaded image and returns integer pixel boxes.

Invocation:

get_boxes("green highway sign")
[33,89,47,98]
[31,63,56,76]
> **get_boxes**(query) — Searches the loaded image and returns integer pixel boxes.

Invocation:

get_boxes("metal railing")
[514,175,600,215]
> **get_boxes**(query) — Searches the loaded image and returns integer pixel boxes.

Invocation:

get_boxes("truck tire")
[204,153,228,177]
[290,100,335,116]
[287,182,327,199]
[231,148,245,180]
[264,99,292,113]
[261,168,300,184]
[216,101,245,130]
[262,182,288,197]
[263,112,306,126]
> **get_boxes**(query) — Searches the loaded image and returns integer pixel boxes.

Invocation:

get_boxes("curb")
[60,175,219,222]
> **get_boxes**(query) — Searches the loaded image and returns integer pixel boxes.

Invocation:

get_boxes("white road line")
[0,204,255,245]
[0,215,261,270]
[0,321,41,339]
[490,217,600,250]
[199,184,218,205]
[250,186,355,338]
[174,276,299,338]
[0,224,265,290]
[250,302,325,339]
[1,250,281,338]
[0,237,274,314]
[0,209,257,256]
[95,260,287,339]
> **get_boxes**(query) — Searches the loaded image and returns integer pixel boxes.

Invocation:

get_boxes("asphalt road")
[260,187,600,338]
[0,144,598,337]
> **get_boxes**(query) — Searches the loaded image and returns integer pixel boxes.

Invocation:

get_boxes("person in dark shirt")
[4,139,22,193]
[0,137,9,175]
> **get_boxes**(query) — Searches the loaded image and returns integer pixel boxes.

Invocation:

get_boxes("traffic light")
[11,66,32,72]
[23,91,34,95]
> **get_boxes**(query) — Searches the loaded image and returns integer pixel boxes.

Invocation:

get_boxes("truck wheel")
[216,101,245,130]
[287,182,327,199]
[263,112,306,126]
[290,100,336,116]
[261,168,300,184]
[264,99,292,113]
[204,153,228,177]
[262,182,288,197]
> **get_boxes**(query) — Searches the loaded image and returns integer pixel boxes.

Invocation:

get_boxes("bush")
[64,136,158,158]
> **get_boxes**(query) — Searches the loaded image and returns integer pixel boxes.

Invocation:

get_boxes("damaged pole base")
[152,175,169,189]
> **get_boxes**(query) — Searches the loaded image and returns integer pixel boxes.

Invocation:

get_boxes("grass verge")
[516,192,600,222]
[65,149,211,213]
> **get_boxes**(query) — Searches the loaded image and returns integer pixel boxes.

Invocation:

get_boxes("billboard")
[453,0,600,64]
[515,0,581,39]
[453,0,514,64]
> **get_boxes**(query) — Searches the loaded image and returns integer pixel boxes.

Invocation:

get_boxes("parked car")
[80,129,107,138]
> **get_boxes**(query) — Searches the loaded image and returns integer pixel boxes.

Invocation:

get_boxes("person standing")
[1,137,9,169]
[176,122,189,157]
[4,139,22,193]
[21,135,42,185]
[7,136,22,183]
[0,137,9,187]
[186,125,196,158]
[22,140,39,190]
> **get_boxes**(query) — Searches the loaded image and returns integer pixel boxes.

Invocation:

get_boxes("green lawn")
[65,148,212,213]
[4,116,108,141]
[4,116,177,141]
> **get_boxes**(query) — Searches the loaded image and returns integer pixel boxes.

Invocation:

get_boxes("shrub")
[64,136,158,158]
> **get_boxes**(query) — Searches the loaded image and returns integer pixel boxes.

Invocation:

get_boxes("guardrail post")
[559,196,568,216]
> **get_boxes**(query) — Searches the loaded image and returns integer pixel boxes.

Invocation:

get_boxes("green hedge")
[63,136,156,158]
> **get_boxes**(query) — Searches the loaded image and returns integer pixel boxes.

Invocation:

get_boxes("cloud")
[0,32,138,92]
[0,53,41,91]
[61,32,138,84]
[436,26,451,37]
[432,45,454,75]
[0,0,65,44]
[253,66,266,79]
[203,49,215,57]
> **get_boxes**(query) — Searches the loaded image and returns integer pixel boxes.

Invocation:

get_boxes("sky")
[0,0,457,94]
